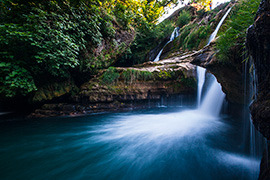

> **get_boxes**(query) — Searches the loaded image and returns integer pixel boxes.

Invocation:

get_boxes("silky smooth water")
[154,27,179,62]
[207,7,232,45]
[0,106,261,180]
[197,66,206,107]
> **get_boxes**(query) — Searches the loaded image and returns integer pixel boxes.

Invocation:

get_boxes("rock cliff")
[30,56,196,117]
[191,42,245,104]
[247,0,270,139]
[246,0,270,179]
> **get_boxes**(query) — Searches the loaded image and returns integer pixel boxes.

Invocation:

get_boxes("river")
[0,105,262,180]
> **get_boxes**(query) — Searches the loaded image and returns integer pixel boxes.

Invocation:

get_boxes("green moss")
[138,71,154,81]
[32,81,78,102]
[158,70,172,80]
[121,69,154,83]
[101,67,120,85]
[180,77,197,89]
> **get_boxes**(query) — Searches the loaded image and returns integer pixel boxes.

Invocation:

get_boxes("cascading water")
[207,7,232,45]
[196,6,232,108]
[154,27,179,62]
[200,77,226,116]
[0,56,261,180]
[0,5,264,180]
[243,58,265,179]
[197,66,206,107]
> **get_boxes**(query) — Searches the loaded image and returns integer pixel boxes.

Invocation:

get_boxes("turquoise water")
[0,107,262,180]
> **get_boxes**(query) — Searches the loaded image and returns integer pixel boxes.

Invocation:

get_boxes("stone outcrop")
[191,42,245,104]
[246,0,270,179]
[30,56,197,118]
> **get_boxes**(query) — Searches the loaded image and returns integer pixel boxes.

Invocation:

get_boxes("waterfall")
[197,66,206,107]
[154,27,179,62]
[242,57,265,179]
[207,7,232,45]
[199,77,225,117]
[195,6,232,111]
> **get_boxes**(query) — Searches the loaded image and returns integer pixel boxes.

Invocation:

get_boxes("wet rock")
[29,56,197,118]
[191,42,245,104]
[246,0,270,179]
[247,0,270,139]
[259,141,270,180]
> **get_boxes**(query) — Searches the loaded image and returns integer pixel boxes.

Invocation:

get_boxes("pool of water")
[0,107,262,180]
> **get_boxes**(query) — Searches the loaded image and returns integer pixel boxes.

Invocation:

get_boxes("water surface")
[0,107,261,180]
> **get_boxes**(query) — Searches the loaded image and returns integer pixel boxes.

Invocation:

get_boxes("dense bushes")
[116,19,175,66]
[0,0,178,98]
[183,25,210,49]
[177,10,191,27]
[101,67,120,85]
[0,1,109,97]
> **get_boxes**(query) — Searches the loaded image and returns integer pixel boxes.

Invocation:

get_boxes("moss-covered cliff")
[29,52,197,117]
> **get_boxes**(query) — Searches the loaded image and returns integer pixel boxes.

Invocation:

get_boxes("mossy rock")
[32,81,79,103]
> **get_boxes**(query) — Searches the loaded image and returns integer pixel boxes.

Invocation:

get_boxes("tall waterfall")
[196,6,233,113]
[154,27,179,62]
[207,7,232,45]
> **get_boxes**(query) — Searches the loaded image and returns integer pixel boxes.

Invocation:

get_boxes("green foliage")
[157,70,176,80]
[158,70,172,79]
[198,25,210,39]
[216,0,260,63]
[180,77,196,88]
[197,9,206,18]
[137,71,154,81]
[101,67,120,85]
[0,62,37,97]
[117,19,175,66]
[122,69,137,83]
[0,1,111,97]
[181,24,210,50]
[177,10,191,27]
[121,69,153,83]
[32,81,78,102]
[0,0,180,98]
[176,23,196,49]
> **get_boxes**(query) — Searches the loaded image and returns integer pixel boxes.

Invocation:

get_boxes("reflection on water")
[0,107,262,180]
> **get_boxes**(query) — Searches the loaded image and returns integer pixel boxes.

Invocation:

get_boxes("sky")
[158,0,231,23]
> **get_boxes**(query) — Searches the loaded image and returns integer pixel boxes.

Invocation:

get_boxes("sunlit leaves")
[0,0,180,97]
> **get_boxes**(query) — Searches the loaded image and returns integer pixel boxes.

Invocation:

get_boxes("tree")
[0,0,181,98]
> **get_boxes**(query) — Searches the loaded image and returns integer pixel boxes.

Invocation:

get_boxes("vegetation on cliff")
[0,0,238,107]
[0,0,183,100]
[216,0,261,63]
[150,2,231,60]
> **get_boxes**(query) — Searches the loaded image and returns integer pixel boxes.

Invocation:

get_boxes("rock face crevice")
[247,0,270,140]
[246,0,270,179]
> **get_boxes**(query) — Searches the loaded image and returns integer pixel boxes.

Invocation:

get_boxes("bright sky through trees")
[158,0,231,22]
